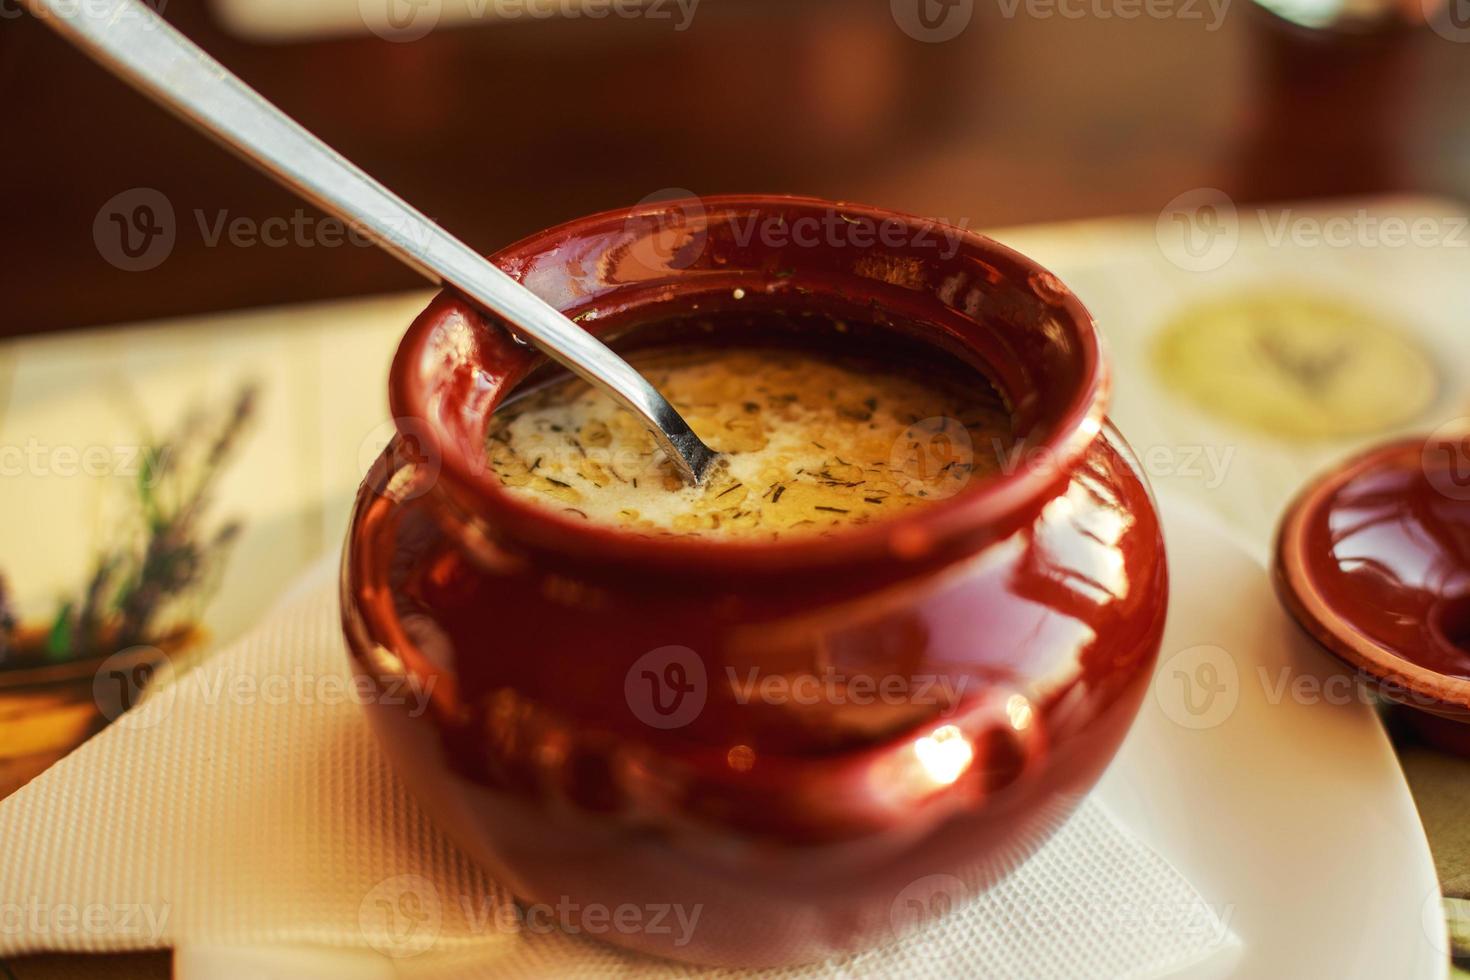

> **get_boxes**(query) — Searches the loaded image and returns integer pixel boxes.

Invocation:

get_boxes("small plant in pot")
[0,384,257,798]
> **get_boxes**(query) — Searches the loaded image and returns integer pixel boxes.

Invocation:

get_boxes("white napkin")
[0,561,1237,978]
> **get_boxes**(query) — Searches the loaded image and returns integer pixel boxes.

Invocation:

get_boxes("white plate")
[176,492,1445,979]
[1094,493,1444,980]
[1000,195,1470,548]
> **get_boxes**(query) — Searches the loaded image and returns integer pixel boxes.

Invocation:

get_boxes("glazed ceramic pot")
[341,196,1168,967]
[1275,436,1470,754]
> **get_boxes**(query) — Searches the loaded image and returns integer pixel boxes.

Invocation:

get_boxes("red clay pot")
[341,196,1168,967]
[1275,436,1470,753]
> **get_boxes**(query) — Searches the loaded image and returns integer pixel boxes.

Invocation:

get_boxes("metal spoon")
[22,0,719,485]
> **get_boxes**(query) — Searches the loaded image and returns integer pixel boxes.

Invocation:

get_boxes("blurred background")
[3,0,1469,336]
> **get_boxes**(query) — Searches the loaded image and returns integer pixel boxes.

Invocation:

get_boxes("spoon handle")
[24,0,717,484]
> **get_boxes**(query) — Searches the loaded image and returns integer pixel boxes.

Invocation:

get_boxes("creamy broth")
[486,346,1014,539]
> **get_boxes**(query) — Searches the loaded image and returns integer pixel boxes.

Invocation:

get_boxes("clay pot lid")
[1274,434,1470,723]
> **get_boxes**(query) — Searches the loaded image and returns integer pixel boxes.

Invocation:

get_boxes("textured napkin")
[0,562,1238,978]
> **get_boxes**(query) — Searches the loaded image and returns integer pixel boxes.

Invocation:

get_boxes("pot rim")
[388,194,1109,574]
